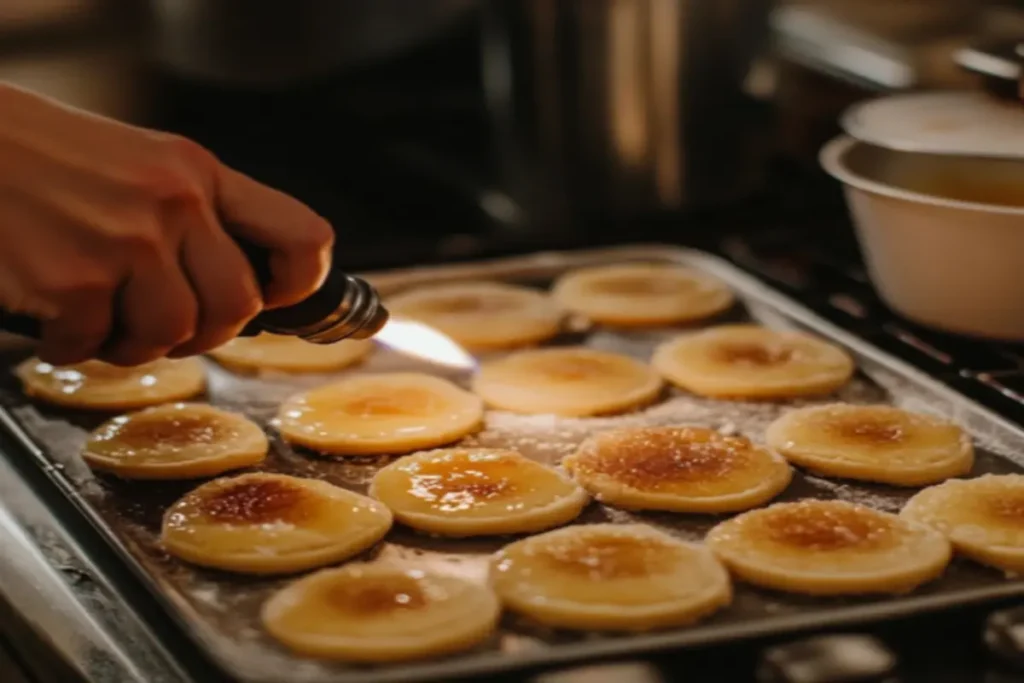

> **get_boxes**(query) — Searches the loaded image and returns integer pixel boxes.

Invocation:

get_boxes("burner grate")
[721,226,1024,426]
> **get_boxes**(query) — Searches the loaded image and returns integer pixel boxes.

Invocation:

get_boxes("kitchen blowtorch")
[0,242,476,371]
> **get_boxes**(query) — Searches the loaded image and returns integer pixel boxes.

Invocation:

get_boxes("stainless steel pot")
[482,0,774,225]
[150,0,479,86]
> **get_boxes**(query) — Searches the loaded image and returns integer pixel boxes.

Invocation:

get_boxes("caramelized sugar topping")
[536,532,678,579]
[537,355,614,382]
[340,388,435,418]
[579,428,748,487]
[714,342,794,367]
[407,452,521,511]
[760,503,895,551]
[327,574,430,616]
[199,477,314,525]
[588,274,686,296]
[115,412,227,448]
[986,491,1024,521]
[825,412,906,445]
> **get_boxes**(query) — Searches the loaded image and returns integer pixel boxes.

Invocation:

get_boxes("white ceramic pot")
[820,135,1024,340]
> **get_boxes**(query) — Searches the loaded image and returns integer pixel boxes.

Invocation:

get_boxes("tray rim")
[3,243,1024,683]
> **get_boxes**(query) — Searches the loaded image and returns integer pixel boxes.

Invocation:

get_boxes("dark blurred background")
[1,0,1021,270]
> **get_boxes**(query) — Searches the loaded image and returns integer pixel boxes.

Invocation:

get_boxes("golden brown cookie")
[563,426,791,513]
[706,499,951,595]
[901,474,1024,573]
[766,404,973,486]
[82,403,267,479]
[370,448,588,537]
[491,523,731,631]
[262,564,500,662]
[161,472,392,575]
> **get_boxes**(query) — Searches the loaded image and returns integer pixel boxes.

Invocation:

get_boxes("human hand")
[0,83,334,366]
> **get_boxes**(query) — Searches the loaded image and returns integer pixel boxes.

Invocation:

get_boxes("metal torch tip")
[348,303,390,340]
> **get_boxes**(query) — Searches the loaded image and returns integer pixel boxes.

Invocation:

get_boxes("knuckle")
[127,136,213,204]
[144,302,198,349]
[76,270,119,296]
[169,307,200,347]
[226,292,263,325]
[295,215,334,251]
[128,163,200,204]
[115,223,166,257]
[200,290,261,341]
[38,269,116,301]
[161,134,217,172]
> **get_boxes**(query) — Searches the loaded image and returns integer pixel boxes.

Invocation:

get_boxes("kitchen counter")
[2,25,1024,683]
[0,436,187,683]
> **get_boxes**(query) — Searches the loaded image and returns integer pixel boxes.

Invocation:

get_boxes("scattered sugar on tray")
[10,405,102,493]
[190,585,223,607]
[565,314,592,334]
[717,421,740,436]
[594,505,707,540]
[801,475,905,513]
[372,543,490,583]
[599,506,646,526]
[587,330,676,358]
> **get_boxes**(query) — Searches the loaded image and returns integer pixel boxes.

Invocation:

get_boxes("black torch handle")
[0,239,276,341]
[0,310,40,339]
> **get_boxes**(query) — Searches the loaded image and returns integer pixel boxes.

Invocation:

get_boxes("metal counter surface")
[0,443,190,683]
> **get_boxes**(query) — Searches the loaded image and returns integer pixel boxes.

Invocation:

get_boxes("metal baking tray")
[2,244,1024,683]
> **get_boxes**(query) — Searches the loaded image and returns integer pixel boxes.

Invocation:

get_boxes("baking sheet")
[2,245,1024,683]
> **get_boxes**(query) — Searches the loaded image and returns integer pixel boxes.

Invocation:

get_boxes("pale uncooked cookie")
[209,333,372,374]
[551,263,734,327]
[275,372,484,455]
[652,325,854,400]
[472,347,662,417]
[387,280,562,350]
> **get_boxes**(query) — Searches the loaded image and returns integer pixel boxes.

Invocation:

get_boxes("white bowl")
[820,135,1024,340]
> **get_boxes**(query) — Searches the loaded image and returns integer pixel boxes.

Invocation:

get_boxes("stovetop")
[109,46,1024,681]
[721,222,1024,429]
[3,10,1024,680]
